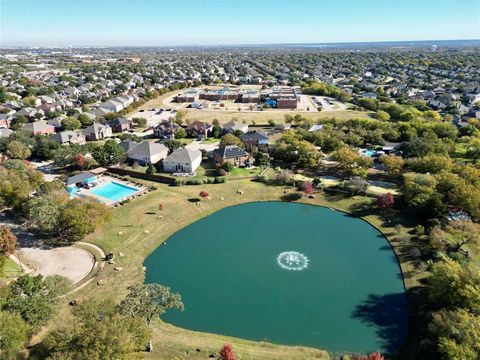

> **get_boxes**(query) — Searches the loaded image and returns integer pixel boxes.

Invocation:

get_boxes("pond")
[144,202,408,355]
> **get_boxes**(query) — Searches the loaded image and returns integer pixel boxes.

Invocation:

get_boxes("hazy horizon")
[1,0,479,47]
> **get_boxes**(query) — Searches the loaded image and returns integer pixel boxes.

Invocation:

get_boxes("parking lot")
[129,108,177,127]
[310,96,347,111]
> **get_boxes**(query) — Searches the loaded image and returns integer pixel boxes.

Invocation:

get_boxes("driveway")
[0,212,95,284]
[185,139,220,154]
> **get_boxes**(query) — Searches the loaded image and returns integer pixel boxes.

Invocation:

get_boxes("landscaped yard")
[44,176,421,360]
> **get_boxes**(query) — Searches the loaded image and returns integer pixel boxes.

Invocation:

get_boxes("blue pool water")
[364,149,376,157]
[90,181,138,201]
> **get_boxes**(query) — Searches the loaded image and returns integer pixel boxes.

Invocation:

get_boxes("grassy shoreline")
[55,179,419,359]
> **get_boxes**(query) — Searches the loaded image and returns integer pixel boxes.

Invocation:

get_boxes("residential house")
[126,142,169,165]
[153,120,179,139]
[0,128,13,138]
[119,141,140,152]
[223,120,249,134]
[22,122,55,135]
[213,145,250,166]
[186,121,213,138]
[47,117,63,129]
[109,117,133,133]
[241,131,269,152]
[83,122,113,141]
[163,148,202,173]
[101,100,124,112]
[53,131,86,145]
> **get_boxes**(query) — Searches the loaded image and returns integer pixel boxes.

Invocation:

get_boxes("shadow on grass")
[188,198,201,203]
[352,292,409,355]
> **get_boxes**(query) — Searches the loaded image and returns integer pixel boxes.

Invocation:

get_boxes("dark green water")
[145,202,408,355]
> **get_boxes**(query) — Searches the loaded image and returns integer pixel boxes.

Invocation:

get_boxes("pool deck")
[73,175,149,206]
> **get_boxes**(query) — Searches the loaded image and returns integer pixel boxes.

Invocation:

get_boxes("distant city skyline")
[1,0,479,47]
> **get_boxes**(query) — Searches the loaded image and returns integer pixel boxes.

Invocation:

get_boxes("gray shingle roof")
[127,142,168,157]
[165,148,201,163]
[214,145,249,159]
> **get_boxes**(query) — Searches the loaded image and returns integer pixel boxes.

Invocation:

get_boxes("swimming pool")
[90,181,138,202]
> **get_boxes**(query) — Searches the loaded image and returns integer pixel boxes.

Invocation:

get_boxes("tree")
[0,310,29,360]
[447,221,480,252]
[92,139,126,166]
[332,147,373,173]
[23,96,36,107]
[132,117,147,127]
[222,162,234,172]
[0,226,17,275]
[406,155,453,174]
[344,177,369,195]
[163,139,183,153]
[118,284,183,351]
[428,309,480,360]
[118,284,183,326]
[199,191,209,199]
[61,117,81,131]
[374,110,390,121]
[0,160,44,209]
[77,113,93,127]
[58,198,111,240]
[6,140,31,160]
[302,181,313,194]
[2,275,71,329]
[219,344,236,360]
[75,153,85,169]
[254,152,269,166]
[40,299,149,360]
[220,133,243,148]
[377,192,394,210]
[146,163,156,175]
[426,258,480,314]
[380,154,405,177]
[26,191,68,234]
[174,127,186,139]
[174,110,186,125]
[423,110,442,122]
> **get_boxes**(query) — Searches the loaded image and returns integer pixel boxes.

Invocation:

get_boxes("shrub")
[216,168,227,176]
[281,192,302,202]
[186,179,203,185]
[174,178,184,186]
[199,191,209,198]
[214,177,227,184]
[222,162,234,172]
[301,181,314,194]
[207,178,215,184]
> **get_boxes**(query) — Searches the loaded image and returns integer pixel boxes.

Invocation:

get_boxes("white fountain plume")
[277,251,309,271]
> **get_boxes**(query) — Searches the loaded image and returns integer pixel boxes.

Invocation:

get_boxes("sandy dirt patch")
[20,247,94,284]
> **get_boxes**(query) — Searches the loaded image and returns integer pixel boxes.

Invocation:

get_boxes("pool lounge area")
[67,174,147,206]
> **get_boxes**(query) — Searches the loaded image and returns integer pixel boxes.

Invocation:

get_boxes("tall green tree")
[0,310,29,360]
[92,140,126,166]
[2,275,71,329]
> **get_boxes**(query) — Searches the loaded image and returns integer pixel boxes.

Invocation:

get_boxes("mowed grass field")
[135,89,373,125]
[51,178,419,360]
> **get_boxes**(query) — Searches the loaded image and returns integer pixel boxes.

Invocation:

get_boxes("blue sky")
[1,0,479,46]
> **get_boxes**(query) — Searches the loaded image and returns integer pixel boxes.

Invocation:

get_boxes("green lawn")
[200,137,220,144]
[228,167,263,177]
[0,257,23,280]
[46,177,420,360]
